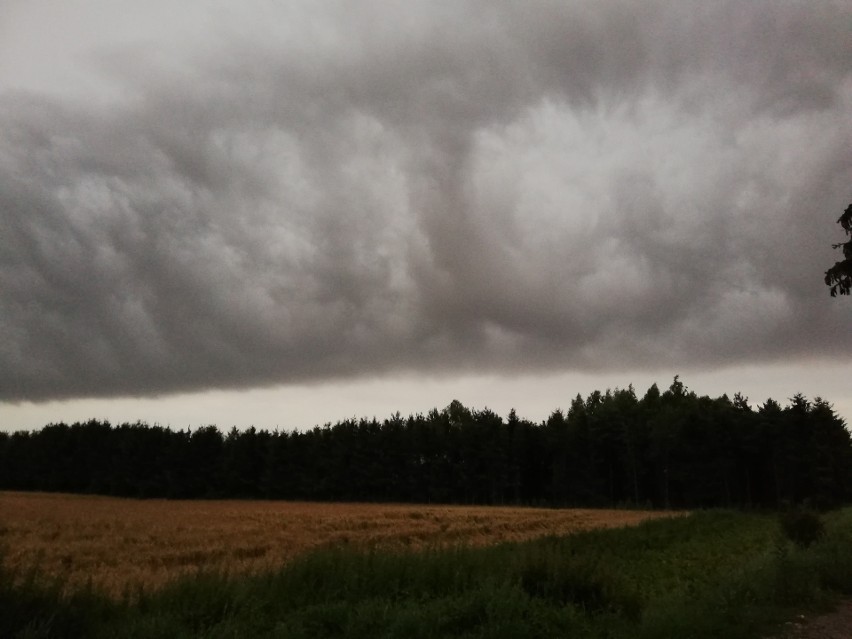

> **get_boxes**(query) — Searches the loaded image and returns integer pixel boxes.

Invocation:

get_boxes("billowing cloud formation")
[2,0,851,401]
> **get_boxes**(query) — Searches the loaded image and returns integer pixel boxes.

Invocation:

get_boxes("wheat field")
[0,491,680,597]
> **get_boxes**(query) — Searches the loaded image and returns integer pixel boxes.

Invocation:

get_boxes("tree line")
[1,378,849,509]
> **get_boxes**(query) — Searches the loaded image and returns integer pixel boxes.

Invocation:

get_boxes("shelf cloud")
[2,0,851,401]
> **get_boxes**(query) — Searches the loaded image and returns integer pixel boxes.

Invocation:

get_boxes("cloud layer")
[2,0,851,401]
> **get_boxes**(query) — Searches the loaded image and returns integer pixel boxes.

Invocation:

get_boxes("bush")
[779,508,825,549]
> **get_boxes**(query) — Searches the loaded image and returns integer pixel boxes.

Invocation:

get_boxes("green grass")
[3,509,852,638]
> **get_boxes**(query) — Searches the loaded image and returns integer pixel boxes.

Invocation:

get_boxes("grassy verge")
[3,509,852,638]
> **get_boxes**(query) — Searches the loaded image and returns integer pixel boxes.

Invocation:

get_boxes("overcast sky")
[1,0,851,432]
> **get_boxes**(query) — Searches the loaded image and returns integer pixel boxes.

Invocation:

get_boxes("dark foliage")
[779,507,825,549]
[1,379,850,509]
[825,202,852,296]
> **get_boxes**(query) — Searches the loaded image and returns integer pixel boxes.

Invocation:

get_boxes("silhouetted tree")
[825,203,852,296]
[1,382,850,509]
[808,398,852,508]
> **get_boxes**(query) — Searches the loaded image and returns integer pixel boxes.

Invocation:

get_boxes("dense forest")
[1,378,850,509]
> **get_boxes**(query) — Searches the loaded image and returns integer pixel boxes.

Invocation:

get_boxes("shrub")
[779,508,825,549]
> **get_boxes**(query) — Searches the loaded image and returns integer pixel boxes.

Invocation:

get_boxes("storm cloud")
[2,0,851,401]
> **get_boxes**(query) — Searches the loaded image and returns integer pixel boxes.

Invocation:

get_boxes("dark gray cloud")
[2,0,851,401]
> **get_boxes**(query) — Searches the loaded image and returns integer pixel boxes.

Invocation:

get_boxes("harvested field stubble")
[0,491,680,597]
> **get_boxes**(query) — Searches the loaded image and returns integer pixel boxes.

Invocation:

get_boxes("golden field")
[0,491,680,597]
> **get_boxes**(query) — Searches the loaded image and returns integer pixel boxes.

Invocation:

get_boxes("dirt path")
[776,599,852,639]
